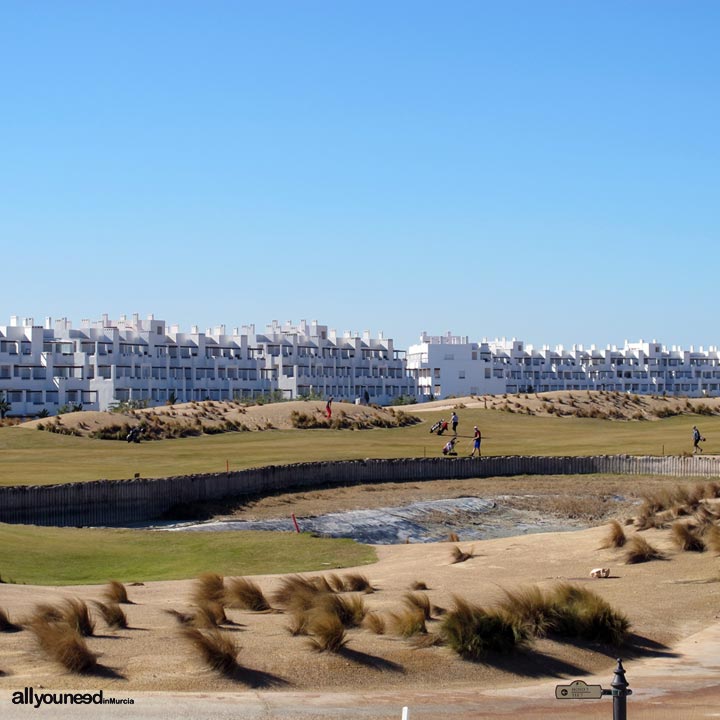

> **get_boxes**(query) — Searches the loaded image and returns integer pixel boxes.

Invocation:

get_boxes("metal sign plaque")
[555,680,604,700]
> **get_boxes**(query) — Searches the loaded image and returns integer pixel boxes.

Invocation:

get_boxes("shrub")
[625,536,664,564]
[671,523,705,552]
[600,520,627,549]
[225,577,271,612]
[180,627,238,675]
[441,597,523,659]
[91,601,128,629]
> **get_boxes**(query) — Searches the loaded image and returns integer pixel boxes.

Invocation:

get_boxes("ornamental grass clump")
[60,599,95,637]
[91,601,128,630]
[389,607,427,638]
[192,572,225,606]
[403,592,433,621]
[624,535,664,564]
[102,580,132,605]
[450,545,473,564]
[600,520,627,549]
[670,522,705,552]
[0,607,21,632]
[225,577,271,612]
[441,596,524,660]
[29,617,98,673]
[180,627,238,675]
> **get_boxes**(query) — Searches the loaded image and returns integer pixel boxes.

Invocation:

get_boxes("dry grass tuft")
[600,520,626,549]
[271,575,321,611]
[103,580,131,604]
[29,618,98,673]
[192,572,225,606]
[91,601,128,629]
[314,594,366,628]
[403,592,433,621]
[704,525,720,555]
[450,545,473,564]
[60,599,95,637]
[311,575,335,594]
[625,535,664,564]
[180,627,238,675]
[287,609,309,636]
[326,573,346,593]
[448,532,460,542]
[441,596,523,659]
[499,585,553,638]
[363,611,386,635]
[0,608,21,632]
[194,602,227,628]
[343,573,375,593]
[33,603,63,623]
[389,607,427,638]
[671,522,705,552]
[225,577,271,612]
[306,610,348,653]
[410,580,428,591]
[164,608,194,626]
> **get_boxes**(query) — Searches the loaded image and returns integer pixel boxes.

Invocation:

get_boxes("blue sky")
[2,1,719,351]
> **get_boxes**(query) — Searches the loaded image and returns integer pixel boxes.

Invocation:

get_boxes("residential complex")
[0,315,412,415]
[407,332,720,399]
[3,315,720,416]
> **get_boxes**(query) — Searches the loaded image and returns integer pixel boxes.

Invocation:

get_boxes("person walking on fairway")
[693,425,705,454]
[470,426,482,457]
[451,411,459,435]
[326,397,333,419]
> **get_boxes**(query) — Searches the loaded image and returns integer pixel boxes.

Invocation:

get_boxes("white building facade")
[0,315,414,416]
[407,332,720,400]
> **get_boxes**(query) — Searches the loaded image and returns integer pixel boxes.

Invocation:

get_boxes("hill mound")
[22,400,420,440]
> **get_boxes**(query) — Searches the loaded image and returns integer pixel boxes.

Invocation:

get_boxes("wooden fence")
[2,454,720,527]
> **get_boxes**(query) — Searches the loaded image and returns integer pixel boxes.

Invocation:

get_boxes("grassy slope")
[0,525,375,585]
[1,410,718,487]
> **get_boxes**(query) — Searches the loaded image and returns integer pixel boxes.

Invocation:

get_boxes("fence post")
[611,658,631,720]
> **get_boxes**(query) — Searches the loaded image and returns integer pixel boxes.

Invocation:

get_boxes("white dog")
[590,567,610,578]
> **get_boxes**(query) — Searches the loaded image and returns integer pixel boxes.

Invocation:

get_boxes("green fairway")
[0,523,376,585]
[1,410,718,486]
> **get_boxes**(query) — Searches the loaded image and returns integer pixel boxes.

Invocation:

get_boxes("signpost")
[555,680,604,700]
[555,659,632,719]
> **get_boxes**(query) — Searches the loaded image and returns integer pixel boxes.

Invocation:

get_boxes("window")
[459,370,465,379]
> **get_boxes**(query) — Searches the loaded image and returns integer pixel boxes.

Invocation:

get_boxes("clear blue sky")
[2,1,719,351]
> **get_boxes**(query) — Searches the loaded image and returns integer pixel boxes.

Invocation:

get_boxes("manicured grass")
[0,524,376,586]
[1,411,718,487]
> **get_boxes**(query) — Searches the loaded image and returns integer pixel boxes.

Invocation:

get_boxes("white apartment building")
[0,315,413,416]
[408,332,720,399]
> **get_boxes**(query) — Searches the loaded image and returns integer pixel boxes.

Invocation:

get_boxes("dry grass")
[703,525,720,555]
[363,611,386,635]
[625,535,665,564]
[225,577,271,612]
[450,545,473,564]
[271,575,321,611]
[343,573,375,593]
[194,602,228,628]
[180,627,238,675]
[32,603,63,623]
[389,607,427,637]
[0,607,21,632]
[60,598,95,637]
[671,523,705,552]
[164,609,194,626]
[326,573,346,593]
[441,596,523,659]
[306,610,348,653]
[498,585,553,638]
[409,580,428,591]
[91,601,128,629]
[29,617,98,673]
[600,520,626,549]
[287,609,310,636]
[103,580,131,604]
[191,572,225,606]
[448,532,460,542]
[311,575,335,593]
[314,594,366,628]
[403,592,433,621]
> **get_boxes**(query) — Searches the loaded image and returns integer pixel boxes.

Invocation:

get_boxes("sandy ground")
[1,522,720,713]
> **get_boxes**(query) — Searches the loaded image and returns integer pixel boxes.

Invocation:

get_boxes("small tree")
[0,393,11,419]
